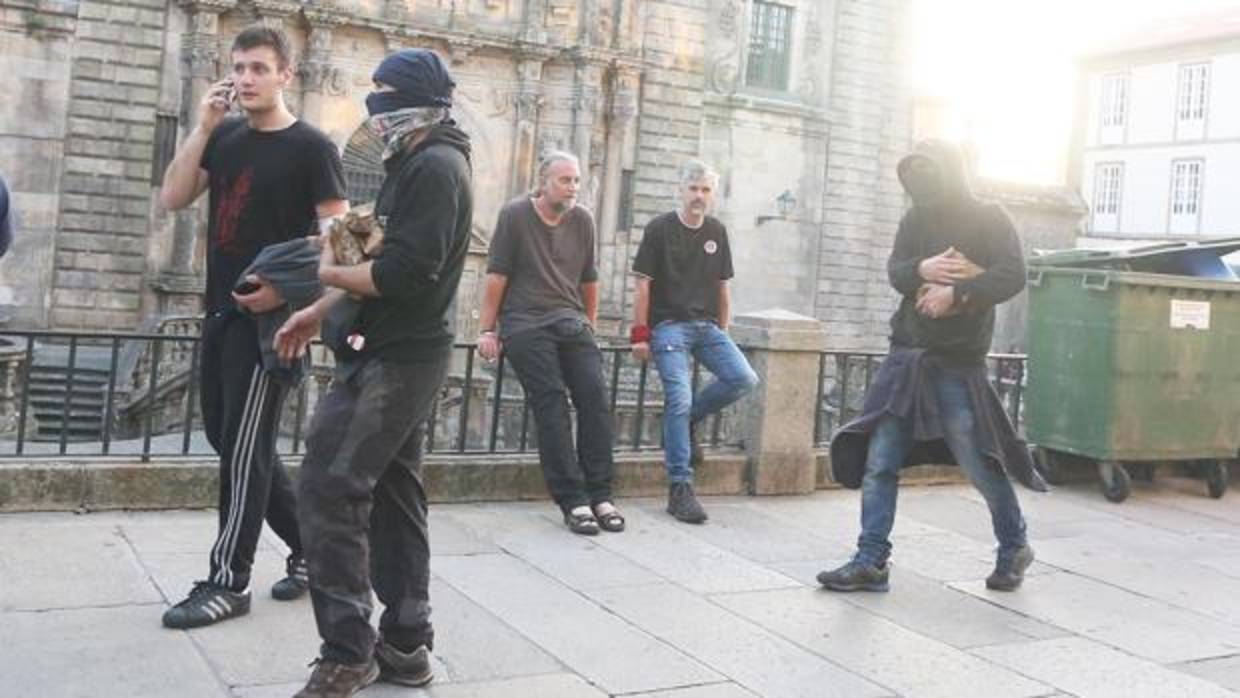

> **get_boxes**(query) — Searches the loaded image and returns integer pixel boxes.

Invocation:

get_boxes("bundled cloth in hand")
[236,237,323,386]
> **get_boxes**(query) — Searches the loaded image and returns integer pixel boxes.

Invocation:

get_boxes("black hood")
[413,120,472,165]
[897,139,973,207]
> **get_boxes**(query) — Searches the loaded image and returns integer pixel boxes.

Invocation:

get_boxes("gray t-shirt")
[487,197,599,339]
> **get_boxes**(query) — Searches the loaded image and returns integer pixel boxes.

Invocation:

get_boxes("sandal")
[563,510,600,536]
[592,502,626,533]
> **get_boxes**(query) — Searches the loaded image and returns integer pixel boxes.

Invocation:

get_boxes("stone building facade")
[0,0,915,350]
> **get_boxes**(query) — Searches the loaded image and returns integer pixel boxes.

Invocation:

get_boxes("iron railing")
[0,329,740,461]
[813,350,1028,447]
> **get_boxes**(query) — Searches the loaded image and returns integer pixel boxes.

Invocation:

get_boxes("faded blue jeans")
[855,369,1027,566]
[651,320,759,483]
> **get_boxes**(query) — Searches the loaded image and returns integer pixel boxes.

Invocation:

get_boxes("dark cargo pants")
[298,354,448,664]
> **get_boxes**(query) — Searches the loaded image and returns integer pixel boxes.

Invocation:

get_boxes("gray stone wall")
[815,0,912,351]
[49,0,168,329]
[1,0,924,355]
[0,0,79,327]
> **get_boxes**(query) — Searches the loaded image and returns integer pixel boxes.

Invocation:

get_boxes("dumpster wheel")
[1205,460,1229,499]
[1097,460,1130,503]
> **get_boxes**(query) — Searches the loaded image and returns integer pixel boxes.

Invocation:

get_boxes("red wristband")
[630,324,651,344]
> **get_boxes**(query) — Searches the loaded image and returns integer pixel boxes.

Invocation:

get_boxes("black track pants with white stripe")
[200,310,302,592]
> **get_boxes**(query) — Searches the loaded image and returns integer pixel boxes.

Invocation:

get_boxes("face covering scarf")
[367,105,449,161]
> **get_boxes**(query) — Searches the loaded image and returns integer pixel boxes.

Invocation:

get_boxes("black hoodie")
[886,140,1025,361]
[347,122,473,361]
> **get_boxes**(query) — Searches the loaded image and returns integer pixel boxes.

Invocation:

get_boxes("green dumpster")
[1024,264,1240,501]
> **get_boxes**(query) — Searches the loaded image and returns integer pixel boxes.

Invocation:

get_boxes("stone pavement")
[3,478,1240,698]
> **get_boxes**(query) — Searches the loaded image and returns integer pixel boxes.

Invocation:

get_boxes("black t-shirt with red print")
[200,117,346,312]
[632,211,734,327]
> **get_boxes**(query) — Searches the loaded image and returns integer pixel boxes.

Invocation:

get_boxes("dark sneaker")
[272,554,309,601]
[162,581,251,629]
[986,545,1035,591]
[294,658,379,698]
[667,481,708,524]
[816,559,890,592]
[375,639,434,687]
[689,421,705,467]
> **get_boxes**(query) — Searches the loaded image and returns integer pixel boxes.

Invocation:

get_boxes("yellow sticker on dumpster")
[1170,299,1211,329]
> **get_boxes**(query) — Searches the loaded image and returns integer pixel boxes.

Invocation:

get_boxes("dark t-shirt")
[632,212,734,326]
[486,197,598,339]
[200,117,346,312]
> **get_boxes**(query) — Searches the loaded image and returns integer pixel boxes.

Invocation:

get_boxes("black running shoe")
[816,559,891,592]
[162,581,251,629]
[272,554,309,601]
[375,639,434,687]
[986,545,1035,591]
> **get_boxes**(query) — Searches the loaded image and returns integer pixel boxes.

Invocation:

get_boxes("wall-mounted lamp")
[755,189,797,226]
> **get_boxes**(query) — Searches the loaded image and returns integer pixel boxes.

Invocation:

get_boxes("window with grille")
[745,1,793,92]
[1100,74,1127,128]
[1177,63,1209,134]
[1170,159,1203,234]
[150,113,178,186]
[1092,163,1122,233]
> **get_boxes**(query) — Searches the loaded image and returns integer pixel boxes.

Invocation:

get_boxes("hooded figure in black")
[281,48,473,696]
[818,139,1043,597]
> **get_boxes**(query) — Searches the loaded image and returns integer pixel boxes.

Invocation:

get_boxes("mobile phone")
[234,280,260,295]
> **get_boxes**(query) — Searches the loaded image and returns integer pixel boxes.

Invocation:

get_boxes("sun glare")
[911,0,1240,185]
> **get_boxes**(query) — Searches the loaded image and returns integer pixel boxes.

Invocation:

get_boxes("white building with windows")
[1069,13,1240,246]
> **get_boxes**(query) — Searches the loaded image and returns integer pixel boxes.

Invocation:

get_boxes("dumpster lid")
[1030,237,1240,280]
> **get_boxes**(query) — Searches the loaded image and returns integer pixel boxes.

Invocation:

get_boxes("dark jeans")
[200,309,300,592]
[504,318,614,513]
[298,354,449,665]
[856,369,1028,566]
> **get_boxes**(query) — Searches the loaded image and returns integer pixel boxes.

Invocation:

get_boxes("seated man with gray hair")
[631,160,759,523]
[477,150,624,536]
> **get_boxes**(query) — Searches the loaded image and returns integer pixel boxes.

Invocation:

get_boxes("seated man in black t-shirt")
[157,25,348,629]
[631,160,759,523]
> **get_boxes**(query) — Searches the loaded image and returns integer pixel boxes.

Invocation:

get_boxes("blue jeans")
[855,370,1027,566]
[651,321,759,482]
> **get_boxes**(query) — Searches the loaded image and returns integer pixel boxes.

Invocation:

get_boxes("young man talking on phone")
[158,25,348,629]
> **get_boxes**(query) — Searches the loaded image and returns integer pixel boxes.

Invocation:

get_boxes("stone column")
[299,8,343,126]
[152,0,235,316]
[596,63,639,326]
[508,57,545,198]
[731,309,829,495]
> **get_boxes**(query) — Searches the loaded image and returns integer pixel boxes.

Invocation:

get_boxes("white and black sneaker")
[162,581,251,629]
[272,555,309,601]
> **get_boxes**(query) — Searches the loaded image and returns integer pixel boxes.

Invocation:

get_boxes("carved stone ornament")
[299,61,348,96]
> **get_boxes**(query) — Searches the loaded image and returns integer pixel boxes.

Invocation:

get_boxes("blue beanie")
[371,49,454,109]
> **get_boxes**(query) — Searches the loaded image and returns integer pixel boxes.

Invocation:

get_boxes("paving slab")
[588,507,802,594]
[715,586,1050,698]
[427,577,565,683]
[951,571,1240,663]
[630,682,762,697]
[434,553,720,694]
[2,605,225,698]
[771,560,1067,649]
[1175,654,1240,693]
[973,637,1238,698]
[435,505,662,590]
[1033,535,1240,624]
[234,673,608,697]
[589,583,891,698]
[0,520,161,610]
[657,499,853,564]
